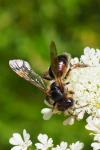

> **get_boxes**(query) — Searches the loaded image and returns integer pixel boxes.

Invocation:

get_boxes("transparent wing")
[9,59,47,93]
[50,41,59,78]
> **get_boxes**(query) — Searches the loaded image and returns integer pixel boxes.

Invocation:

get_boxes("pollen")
[96,102,100,108]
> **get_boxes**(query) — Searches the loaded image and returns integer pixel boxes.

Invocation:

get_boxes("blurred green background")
[0,0,100,149]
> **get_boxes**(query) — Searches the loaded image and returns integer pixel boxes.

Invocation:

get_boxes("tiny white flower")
[76,110,85,120]
[94,134,100,142]
[91,134,100,150]
[52,141,68,150]
[86,116,100,150]
[41,108,53,120]
[80,47,100,66]
[85,116,100,133]
[91,142,100,150]
[35,133,53,150]
[63,116,75,125]
[70,57,79,65]
[69,141,84,150]
[9,129,32,150]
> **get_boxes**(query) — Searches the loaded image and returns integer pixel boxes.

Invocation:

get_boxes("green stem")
[28,146,33,150]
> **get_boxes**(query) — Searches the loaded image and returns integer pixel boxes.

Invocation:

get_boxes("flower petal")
[41,108,53,120]
[23,129,30,142]
[11,146,22,150]
[63,117,75,125]
[9,133,24,145]
[37,134,48,144]
[94,134,100,142]
[69,141,84,150]
[91,142,100,150]
[35,143,44,149]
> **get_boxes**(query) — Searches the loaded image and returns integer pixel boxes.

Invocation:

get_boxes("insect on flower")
[9,41,88,112]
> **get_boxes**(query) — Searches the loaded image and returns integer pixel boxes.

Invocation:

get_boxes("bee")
[9,41,74,112]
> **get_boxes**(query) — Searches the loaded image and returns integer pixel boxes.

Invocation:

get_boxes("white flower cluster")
[85,116,100,150]
[41,47,100,126]
[52,141,84,150]
[9,129,32,150]
[9,130,84,150]
[71,47,100,66]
